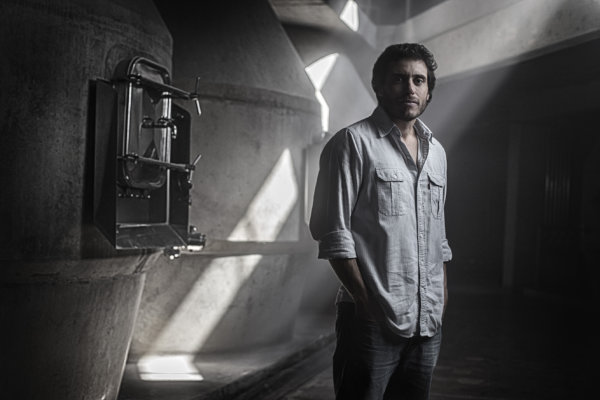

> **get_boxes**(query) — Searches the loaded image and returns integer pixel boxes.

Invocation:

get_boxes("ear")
[373,85,381,98]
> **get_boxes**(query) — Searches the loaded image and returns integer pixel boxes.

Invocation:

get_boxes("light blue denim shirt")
[309,106,452,338]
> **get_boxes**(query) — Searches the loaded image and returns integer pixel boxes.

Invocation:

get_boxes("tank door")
[94,57,205,258]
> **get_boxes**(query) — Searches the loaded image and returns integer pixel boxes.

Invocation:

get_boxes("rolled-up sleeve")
[309,130,362,260]
[441,155,453,263]
[441,226,452,263]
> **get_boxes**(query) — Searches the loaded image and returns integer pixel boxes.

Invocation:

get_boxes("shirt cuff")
[317,230,356,259]
[442,239,452,263]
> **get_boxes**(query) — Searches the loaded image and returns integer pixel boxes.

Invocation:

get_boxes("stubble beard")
[393,101,428,123]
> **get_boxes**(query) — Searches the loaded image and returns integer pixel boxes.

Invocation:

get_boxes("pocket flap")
[376,168,404,182]
[427,172,446,186]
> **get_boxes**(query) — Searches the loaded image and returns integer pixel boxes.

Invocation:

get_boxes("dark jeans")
[333,302,442,400]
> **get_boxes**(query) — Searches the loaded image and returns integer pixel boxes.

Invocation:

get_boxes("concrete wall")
[128,0,323,358]
[0,0,171,398]
[369,0,600,78]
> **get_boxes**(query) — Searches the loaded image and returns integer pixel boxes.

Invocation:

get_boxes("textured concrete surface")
[128,0,322,359]
[0,1,171,399]
[1,272,147,400]
[0,0,172,261]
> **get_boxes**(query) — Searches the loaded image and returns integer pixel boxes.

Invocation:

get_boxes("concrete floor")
[118,285,593,400]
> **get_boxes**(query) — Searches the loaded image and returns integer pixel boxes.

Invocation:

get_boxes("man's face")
[377,58,430,123]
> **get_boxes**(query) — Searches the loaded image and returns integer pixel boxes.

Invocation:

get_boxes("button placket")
[416,175,428,333]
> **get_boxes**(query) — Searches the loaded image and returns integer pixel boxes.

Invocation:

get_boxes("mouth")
[400,99,419,107]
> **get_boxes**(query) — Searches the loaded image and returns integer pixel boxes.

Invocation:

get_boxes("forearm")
[329,258,382,320]
[329,258,369,304]
[443,263,448,316]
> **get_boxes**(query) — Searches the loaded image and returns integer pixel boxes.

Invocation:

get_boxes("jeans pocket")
[354,318,384,353]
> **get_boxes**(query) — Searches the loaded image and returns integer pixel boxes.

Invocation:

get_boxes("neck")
[394,119,417,137]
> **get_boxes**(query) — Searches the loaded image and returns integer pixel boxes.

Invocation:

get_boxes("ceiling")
[269,0,447,28]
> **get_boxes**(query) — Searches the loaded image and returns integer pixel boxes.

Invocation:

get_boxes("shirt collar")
[371,106,433,142]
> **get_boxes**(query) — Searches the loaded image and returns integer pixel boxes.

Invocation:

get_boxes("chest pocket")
[428,172,445,219]
[376,168,407,216]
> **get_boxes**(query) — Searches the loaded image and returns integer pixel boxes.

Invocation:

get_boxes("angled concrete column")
[0,0,171,398]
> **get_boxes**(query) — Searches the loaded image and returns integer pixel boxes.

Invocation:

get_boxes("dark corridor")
[428,37,600,300]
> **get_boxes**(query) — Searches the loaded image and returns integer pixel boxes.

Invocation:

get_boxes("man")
[309,43,452,400]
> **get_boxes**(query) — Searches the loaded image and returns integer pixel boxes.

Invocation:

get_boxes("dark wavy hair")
[371,43,438,104]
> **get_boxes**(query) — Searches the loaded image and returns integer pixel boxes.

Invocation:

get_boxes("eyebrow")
[391,72,427,80]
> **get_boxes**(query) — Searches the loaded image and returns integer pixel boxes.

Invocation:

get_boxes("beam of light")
[137,149,299,379]
[306,53,339,132]
[340,0,359,32]
[228,148,298,241]
[142,255,263,359]
[137,355,204,381]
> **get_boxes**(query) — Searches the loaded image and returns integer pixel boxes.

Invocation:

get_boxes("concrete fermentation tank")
[0,0,171,399]
[128,0,322,357]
